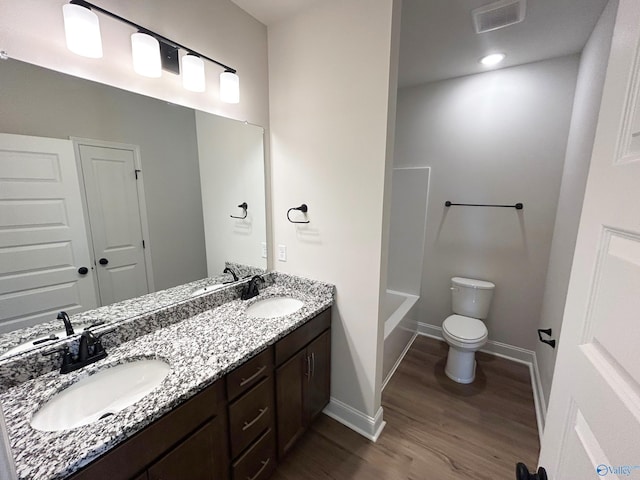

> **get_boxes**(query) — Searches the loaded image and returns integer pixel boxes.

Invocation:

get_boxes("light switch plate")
[278,244,287,262]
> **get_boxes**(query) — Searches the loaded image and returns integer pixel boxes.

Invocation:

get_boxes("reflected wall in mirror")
[0,58,267,335]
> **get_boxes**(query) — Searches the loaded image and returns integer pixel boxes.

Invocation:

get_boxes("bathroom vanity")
[0,272,334,480]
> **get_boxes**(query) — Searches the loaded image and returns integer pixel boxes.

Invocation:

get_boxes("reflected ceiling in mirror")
[0,58,267,341]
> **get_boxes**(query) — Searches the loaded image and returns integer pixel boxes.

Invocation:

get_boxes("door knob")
[77,267,89,275]
[99,258,109,265]
[516,463,548,480]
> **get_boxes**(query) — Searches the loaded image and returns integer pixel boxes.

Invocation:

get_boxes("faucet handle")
[43,345,73,371]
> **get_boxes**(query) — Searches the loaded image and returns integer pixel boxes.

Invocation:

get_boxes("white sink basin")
[245,297,304,319]
[30,359,171,432]
[191,284,224,297]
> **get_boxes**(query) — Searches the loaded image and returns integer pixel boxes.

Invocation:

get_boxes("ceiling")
[231,0,610,87]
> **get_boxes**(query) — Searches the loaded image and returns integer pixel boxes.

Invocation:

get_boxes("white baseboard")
[530,351,546,443]
[416,321,546,442]
[382,332,418,391]
[323,397,386,442]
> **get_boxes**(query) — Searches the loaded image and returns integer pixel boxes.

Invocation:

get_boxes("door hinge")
[142,239,146,249]
[135,169,141,179]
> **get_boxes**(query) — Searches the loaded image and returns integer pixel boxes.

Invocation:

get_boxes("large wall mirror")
[0,58,267,344]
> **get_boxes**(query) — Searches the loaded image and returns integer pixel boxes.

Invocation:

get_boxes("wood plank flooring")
[271,335,539,480]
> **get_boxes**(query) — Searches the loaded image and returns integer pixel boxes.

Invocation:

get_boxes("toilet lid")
[443,315,487,341]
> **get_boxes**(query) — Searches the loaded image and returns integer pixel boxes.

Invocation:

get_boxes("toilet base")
[445,347,477,384]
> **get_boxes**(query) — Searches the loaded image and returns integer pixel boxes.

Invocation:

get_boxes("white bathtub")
[382,289,419,388]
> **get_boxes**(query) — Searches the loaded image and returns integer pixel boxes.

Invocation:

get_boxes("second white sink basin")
[245,297,304,319]
[191,284,224,297]
[30,359,171,432]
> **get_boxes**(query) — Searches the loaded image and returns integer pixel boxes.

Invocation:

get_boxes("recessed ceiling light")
[480,53,506,66]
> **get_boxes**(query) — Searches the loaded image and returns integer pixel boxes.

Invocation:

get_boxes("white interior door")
[539,1,640,478]
[0,133,97,333]
[77,143,150,306]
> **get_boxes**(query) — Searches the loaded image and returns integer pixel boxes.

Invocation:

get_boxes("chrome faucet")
[57,311,74,336]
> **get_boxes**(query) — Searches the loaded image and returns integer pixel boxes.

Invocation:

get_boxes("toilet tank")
[451,277,495,319]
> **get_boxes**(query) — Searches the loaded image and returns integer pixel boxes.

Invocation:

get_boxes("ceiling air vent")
[472,0,526,34]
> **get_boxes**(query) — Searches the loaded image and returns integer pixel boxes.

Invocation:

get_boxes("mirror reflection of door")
[0,133,98,333]
[75,140,152,306]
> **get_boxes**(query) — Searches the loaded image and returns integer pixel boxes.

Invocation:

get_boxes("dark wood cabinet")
[275,309,331,459]
[275,349,306,457]
[148,416,227,480]
[69,380,228,480]
[231,428,276,480]
[66,308,331,480]
[304,330,331,422]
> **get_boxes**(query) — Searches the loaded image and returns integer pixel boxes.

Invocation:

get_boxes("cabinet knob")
[78,266,89,275]
[99,258,109,265]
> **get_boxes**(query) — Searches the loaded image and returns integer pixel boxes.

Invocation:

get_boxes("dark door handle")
[78,267,89,275]
[99,258,109,265]
[516,463,548,480]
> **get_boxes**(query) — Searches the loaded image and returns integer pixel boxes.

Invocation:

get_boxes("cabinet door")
[275,349,306,459]
[148,415,228,480]
[304,330,331,422]
[132,474,148,480]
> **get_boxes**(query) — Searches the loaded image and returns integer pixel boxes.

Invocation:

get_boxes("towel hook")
[287,204,310,224]
[230,202,248,219]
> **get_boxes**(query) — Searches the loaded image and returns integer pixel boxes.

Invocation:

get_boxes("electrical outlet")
[278,244,287,262]
[261,242,267,259]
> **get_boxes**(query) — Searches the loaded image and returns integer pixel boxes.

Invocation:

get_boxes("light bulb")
[182,55,206,92]
[220,71,240,104]
[62,4,103,58]
[480,53,506,67]
[131,32,161,78]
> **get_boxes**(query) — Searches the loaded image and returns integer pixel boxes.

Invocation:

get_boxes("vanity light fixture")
[62,0,240,102]
[480,53,506,66]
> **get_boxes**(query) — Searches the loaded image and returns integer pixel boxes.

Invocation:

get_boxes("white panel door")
[77,143,149,305]
[540,1,640,478]
[0,133,97,333]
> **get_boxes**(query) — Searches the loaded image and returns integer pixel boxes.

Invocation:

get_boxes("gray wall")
[0,59,207,291]
[537,0,618,407]
[395,56,579,350]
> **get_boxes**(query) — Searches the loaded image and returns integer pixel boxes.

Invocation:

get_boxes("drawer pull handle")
[246,458,270,480]
[240,365,267,387]
[242,407,269,431]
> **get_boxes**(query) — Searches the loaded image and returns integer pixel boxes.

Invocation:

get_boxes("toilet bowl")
[442,314,488,383]
[442,277,495,384]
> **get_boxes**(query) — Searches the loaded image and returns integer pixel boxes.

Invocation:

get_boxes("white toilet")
[442,277,495,384]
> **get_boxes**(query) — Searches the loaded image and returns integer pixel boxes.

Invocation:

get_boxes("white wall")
[268,0,399,426]
[387,167,430,295]
[395,56,579,351]
[537,0,618,407]
[196,111,267,273]
[0,0,269,127]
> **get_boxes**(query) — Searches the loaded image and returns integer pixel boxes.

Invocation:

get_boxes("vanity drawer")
[228,376,274,458]
[226,347,273,401]
[275,308,331,366]
[232,428,276,480]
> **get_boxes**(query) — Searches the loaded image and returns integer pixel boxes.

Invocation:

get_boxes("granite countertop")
[0,262,264,360]
[0,274,334,480]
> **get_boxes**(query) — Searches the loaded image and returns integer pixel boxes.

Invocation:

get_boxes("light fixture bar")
[69,0,237,74]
